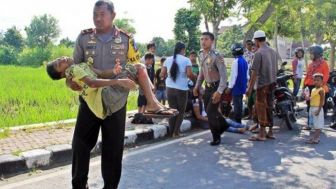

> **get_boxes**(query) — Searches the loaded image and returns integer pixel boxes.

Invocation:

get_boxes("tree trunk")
[244,2,275,42]
[298,6,308,69]
[212,22,220,48]
[273,13,279,56]
[204,16,209,32]
[330,41,335,70]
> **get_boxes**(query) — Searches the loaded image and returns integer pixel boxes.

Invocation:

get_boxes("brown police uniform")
[196,49,229,142]
[71,26,140,189]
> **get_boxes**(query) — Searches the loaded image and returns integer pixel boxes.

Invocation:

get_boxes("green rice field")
[0,65,138,128]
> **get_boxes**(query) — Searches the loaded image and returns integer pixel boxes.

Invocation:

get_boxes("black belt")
[205,81,219,89]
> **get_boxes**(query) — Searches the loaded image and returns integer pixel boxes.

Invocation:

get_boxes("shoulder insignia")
[118,28,132,38]
[81,28,94,35]
[213,50,220,55]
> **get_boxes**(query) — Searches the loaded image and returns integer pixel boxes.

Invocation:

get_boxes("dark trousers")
[233,95,243,123]
[305,85,315,126]
[204,86,229,141]
[72,97,126,189]
[293,78,302,97]
[167,87,188,136]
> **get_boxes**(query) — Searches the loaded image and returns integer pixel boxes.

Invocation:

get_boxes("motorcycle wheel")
[285,112,294,130]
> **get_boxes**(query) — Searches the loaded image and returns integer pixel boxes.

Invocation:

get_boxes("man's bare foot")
[238,128,246,134]
[248,124,258,132]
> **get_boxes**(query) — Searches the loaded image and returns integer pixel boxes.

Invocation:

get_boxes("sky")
[0,0,190,43]
[0,0,240,43]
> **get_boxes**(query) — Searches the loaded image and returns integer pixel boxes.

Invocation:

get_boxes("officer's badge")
[88,40,96,44]
[87,57,94,66]
[114,36,122,44]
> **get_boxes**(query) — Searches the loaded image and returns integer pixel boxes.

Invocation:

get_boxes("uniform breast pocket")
[85,46,97,59]
[110,49,127,63]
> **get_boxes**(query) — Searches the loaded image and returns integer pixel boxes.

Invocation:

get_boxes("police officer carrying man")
[193,32,229,146]
[67,1,141,188]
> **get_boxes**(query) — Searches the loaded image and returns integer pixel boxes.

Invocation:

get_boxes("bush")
[0,45,18,65]
[17,47,51,67]
[50,45,74,60]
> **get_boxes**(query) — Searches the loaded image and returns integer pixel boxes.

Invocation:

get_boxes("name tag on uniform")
[86,46,96,50]
[112,44,125,50]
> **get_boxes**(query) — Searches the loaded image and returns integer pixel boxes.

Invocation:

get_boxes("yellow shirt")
[310,87,324,107]
[65,63,105,119]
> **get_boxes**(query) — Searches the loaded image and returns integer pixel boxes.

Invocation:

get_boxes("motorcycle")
[273,62,297,130]
[326,70,336,125]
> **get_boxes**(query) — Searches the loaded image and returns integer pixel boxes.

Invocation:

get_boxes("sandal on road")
[144,108,178,118]
[249,136,267,142]
[305,139,320,144]
[266,134,276,140]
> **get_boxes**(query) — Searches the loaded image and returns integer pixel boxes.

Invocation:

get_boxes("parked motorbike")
[273,62,297,130]
[326,70,336,124]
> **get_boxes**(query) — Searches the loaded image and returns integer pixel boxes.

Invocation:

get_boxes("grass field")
[0,65,138,128]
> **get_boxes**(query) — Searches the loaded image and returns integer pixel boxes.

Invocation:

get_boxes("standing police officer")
[68,1,140,188]
[193,32,229,146]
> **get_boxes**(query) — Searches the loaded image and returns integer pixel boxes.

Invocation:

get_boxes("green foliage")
[50,45,74,60]
[136,42,147,57]
[174,8,201,53]
[0,45,18,65]
[0,65,138,128]
[217,25,244,57]
[59,37,75,48]
[25,14,60,48]
[114,18,136,35]
[189,0,237,46]
[3,26,24,51]
[17,47,51,67]
[151,37,175,57]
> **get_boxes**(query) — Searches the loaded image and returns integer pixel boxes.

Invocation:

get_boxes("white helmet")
[253,30,266,39]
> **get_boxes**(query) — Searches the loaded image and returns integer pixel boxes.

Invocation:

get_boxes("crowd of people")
[129,30,333,145]
[44,1,333,188]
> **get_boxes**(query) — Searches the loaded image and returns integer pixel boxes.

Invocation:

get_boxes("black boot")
[210,134,221,146]
[210,138,221,146]
[330,123,336,130]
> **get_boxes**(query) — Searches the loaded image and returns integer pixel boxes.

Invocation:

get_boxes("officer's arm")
[195,65,204,89]
[215,55,227,94]
[91,67,116,79]
[80,76,119,88]
[73,34,84,64]
[127,37,141,64]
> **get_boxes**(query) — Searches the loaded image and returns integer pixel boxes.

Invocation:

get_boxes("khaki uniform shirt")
[196,49,227,94]
[73,26,140,114]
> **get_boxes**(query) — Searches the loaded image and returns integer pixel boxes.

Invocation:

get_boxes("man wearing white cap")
[246,30,279,141]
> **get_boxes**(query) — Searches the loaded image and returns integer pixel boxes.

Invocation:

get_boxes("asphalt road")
[1,120,336,189]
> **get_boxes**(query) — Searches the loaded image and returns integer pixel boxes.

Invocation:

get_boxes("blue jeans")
[293,78,302,97]
[226,119,246,133]
[233,95,243,123]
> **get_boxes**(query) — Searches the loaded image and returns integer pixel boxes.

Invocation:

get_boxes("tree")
[189,0,237,47]
[317,0,336,69]
[151,37,176,57]
[174,8,201,53]
[0,45,17,65]
[152,37,167,57]
[3,26,24,51]
[241,0,275,42]
[114,18,136,35]
[25,14,60,48]
[59,37,75,48]
[217,25,244,57]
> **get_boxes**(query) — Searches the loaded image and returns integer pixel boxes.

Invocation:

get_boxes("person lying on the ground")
[226,119,249,134]
[46,56,177,119]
